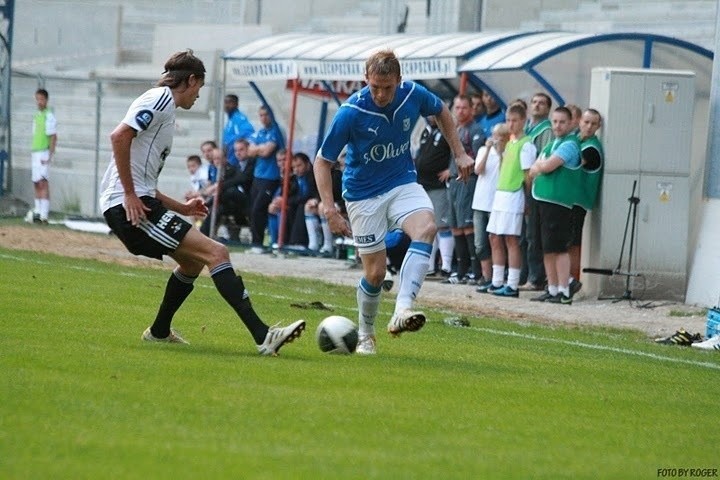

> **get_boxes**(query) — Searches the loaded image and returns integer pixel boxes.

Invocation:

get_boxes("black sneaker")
[547,293,572,305]
[569,279,583,297]
[654,329,703,346]
[530,291,553,302]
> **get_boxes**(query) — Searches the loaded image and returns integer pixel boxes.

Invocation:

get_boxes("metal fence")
[5,72,225,217]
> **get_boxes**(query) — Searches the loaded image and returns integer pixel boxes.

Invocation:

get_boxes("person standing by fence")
[26,89,57,224]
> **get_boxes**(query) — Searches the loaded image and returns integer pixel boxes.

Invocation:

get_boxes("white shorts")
[31,151,50,183]
[487,210,524,236]
[345,182,433,255]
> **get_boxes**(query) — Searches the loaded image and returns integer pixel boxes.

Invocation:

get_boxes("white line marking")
[3,251,718,369]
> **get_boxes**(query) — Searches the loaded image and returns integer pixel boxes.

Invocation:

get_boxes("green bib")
[576,135,604,210]
[525,119,551,142]
[32,109,51,151]
[532,134,582,208]
[497,135,531,192]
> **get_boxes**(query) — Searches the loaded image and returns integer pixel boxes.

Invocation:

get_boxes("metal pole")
[93,80,102,217]
[278,78,300,249]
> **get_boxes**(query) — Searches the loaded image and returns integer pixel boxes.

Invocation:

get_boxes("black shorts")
[568,205,587,247]
[537,200,572,254]
[104,196,192,260]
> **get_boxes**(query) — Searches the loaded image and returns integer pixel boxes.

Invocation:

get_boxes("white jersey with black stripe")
[99,86,176,213]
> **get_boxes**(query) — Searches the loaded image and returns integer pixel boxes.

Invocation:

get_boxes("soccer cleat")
[475,280,493,293]
[387,310,426,336]
[547,293,572,305]
[569,279,583,297]
[492,285,519,298]
[356,334,377,355]
[691,335,720,350]
[141,327,189,344]
[442,273,466,285]
[655,329,703,346]
[257,319,306,356]
[530,291,553,302]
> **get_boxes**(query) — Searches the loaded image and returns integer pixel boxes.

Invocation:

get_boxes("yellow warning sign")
[662,82,678,103]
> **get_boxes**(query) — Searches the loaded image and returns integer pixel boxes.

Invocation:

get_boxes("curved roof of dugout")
[457,31,713,107]
[223,31,713,105]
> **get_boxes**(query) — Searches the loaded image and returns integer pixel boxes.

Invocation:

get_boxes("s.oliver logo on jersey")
[363,141,410,163]
[135,109,154,130]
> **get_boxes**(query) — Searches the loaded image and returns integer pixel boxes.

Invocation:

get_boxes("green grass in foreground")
[1,247,719,480]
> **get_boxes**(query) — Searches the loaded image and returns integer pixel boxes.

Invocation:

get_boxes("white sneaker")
[216,224,230,241]
[381,271,394,292]
[691,335,720,351]
[257,320,306,356]
[356,334,377,355]
[141,326,189,344]
[387,310,426,336]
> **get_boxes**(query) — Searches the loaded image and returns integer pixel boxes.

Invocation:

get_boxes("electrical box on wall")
[583,67,695,301]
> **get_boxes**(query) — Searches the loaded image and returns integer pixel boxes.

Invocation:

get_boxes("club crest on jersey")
[135,109,153,130]
[403,117,411,131]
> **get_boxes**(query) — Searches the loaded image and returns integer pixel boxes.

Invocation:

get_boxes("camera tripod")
[583,180,642,303]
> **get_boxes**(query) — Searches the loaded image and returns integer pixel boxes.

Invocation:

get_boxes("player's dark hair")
[366,50,401,78]
[225,94,239,103]
[187,154,201,165]
[508,98,527,110]
[293,152,311,165]
[35,88,49,99]
[532,92,552,110]
[585,108,603,124]
[507,103,527,118]
[201,140,217,149]
[554,106,572,119]
[157,49,206,88]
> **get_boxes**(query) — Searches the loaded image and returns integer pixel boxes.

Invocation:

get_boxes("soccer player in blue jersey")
[314,50,474,354]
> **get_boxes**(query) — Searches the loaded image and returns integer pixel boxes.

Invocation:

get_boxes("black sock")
[453,233,470,278]
[151,269,196,338]
[465,233,478,278]
[210,263,269,344]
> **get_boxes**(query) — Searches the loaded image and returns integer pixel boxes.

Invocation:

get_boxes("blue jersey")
[224,109,255,166]
[318,81,443,201]
[251,126,282,180]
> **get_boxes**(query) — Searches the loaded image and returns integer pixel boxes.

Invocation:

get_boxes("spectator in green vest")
[26,89,57,224]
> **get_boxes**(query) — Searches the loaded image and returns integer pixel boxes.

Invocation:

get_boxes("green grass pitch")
[1,247,719,479]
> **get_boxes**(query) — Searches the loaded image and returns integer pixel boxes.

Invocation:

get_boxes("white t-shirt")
[189,163,209,192]
[491,141,536,214]
[471,145,501,212]
[99,86,176,213]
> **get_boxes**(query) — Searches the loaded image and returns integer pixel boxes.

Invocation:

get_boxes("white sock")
[507,268,521,289]
[34,199,40,214]
[357,278,381,336]
[438,230,455,272]
[305,215,320,250]
[39,199,50,220]
[559,286,570,297]
[394,241,431,313]
[492,264,505,287]
[320,217,333,251]
[548,285,559,296]
[428,235,439,273]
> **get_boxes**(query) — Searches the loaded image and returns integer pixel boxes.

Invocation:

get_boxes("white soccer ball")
[316,315,358,354]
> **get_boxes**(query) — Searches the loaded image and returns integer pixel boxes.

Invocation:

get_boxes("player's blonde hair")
[365,50,401,78]
[156,49,206,89]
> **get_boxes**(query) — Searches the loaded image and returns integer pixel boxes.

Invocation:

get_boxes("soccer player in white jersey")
[314,50,474,354]
[99,50,304,355]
